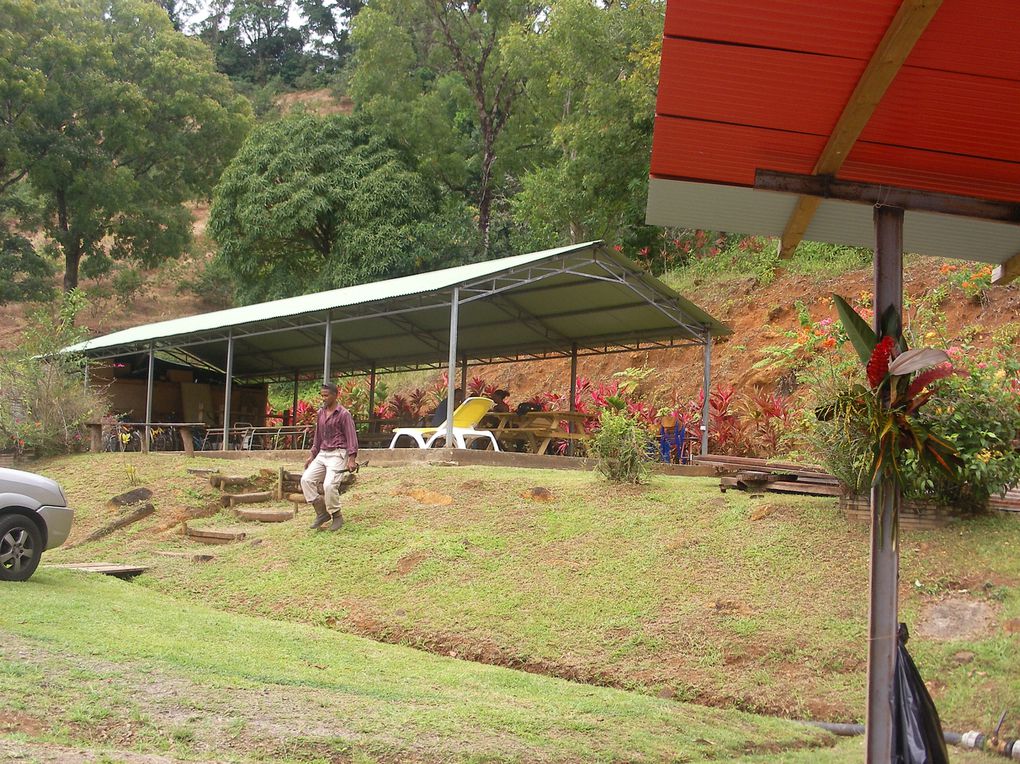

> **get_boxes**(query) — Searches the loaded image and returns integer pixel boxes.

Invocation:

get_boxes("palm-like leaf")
[832,294,877,365]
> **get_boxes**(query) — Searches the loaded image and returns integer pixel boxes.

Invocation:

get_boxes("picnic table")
[485,410,591,454]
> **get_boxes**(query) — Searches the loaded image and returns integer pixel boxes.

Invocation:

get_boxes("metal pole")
[323,310,333,385]
[222,331,234,452]
[368,364,377,429]
[143,345,155,454]
[866,204,904,764]
[446,288,460,449]
[83,362,89,392]
[568,343,578,456]
[701,327,711,457]
[291,371,299,426]
[460,355,468,397]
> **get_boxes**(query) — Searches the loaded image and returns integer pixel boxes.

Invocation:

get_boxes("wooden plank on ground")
[184,524,248,544]
[49,562,149,578]
[234,507,294,523]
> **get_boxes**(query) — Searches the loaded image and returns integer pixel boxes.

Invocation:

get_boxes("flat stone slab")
[153,551,215,563]
[107,487,153,508]
[915,596,995,641]
[49,562,149,578]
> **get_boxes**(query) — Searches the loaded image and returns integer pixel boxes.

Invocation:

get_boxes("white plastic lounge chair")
[388,397,500,450]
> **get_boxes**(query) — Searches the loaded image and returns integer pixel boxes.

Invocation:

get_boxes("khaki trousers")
[300,448,348,516]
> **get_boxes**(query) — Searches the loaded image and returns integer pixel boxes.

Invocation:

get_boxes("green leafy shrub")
[0,291,109,455]
[810,347,1020,512]
[916,358,1020,511]
[589,409,653,484]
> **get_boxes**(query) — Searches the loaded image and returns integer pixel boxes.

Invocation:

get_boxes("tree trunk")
[56,188,82,292]
[478,128,497,255]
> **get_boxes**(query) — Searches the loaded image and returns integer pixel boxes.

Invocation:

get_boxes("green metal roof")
[67,242,729,381]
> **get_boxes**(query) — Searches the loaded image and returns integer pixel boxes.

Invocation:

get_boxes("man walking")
[301,382,359,531]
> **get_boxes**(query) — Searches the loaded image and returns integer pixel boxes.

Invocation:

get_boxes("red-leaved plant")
[820,294,961,486]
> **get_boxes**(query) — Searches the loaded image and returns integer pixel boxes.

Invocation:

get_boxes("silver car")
[0,467,75,582]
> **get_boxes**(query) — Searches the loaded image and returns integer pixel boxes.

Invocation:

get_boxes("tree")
[1,0,252,291]
[349,0,541,254]
[0,191,54,305]
[208,113,476,303]
[504,0,664,254]
[298,0,364,73]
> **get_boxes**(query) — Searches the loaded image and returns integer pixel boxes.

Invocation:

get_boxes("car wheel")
[0,514,43,582]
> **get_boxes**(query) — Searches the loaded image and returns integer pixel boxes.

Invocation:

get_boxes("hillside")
[34,453,1020,740]
[4,239,1017,412]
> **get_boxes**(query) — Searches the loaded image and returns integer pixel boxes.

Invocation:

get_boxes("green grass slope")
[1,569,844,763]
[34,453,1020,738]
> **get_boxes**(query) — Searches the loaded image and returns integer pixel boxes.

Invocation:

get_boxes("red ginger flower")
[867,336,897,388]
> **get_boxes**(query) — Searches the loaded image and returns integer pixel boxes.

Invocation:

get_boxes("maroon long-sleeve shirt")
[310,404,359,458]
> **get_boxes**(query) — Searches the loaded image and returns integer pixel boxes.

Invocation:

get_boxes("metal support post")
[568,343,578,456]
[866,204,904,764]
[291,371,299,426]
[446,288,460,449]
[701,328,712,457]
[222,331,234,452]
[323,311,333,385]
[460,355,468,397]
[144,345,155,454]
[368,364,377,427]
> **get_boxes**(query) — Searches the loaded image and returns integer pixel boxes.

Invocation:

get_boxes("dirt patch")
[394,550,429,576]
[0,740,218,764]
[399,488,453,506]
[1,711,46,736]
[914,596,997,641]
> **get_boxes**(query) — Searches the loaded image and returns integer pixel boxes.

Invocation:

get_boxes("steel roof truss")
[591,259,706,339]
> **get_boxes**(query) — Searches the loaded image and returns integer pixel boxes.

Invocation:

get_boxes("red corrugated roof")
[651,0,1020,204]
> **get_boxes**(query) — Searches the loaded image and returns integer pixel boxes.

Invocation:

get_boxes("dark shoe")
[308,499,330,530]
[327,511,344,532]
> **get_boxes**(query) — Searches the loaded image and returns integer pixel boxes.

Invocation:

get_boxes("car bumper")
[37,506,74,549]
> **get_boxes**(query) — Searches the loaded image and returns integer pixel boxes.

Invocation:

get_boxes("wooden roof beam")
[778,0,943,258]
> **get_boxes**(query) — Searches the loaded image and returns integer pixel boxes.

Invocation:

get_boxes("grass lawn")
[29,452,1020,741]
[0,568,851,763]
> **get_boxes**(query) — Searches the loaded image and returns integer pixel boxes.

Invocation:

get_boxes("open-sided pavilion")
[67,241,729,453]
[645,0,1020,759]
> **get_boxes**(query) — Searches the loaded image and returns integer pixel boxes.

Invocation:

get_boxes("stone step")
[154,550,215,563]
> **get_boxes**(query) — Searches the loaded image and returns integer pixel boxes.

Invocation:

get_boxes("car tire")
[0,514,43,582]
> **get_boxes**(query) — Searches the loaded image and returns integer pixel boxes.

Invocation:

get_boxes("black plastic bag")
[893,623,949,764]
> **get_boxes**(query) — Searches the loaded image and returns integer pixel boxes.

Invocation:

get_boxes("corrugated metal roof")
[68,242,729,380]
[69,243,590,354]
[648,0,1020,263]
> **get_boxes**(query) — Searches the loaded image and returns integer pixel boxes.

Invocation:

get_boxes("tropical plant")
[589,409,653,484]
[813,295,969,512]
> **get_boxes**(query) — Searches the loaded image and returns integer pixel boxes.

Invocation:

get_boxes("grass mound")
[35,453,1020,737]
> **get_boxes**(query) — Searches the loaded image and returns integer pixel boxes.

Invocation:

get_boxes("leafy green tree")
[0,191,54,305]
[208,113,476,302]
[298,0,364,73]
[504,0,664,253]
[1,0,251,291]
[350,0,541,254]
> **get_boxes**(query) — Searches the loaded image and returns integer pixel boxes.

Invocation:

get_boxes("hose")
[802,721,1020,760]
